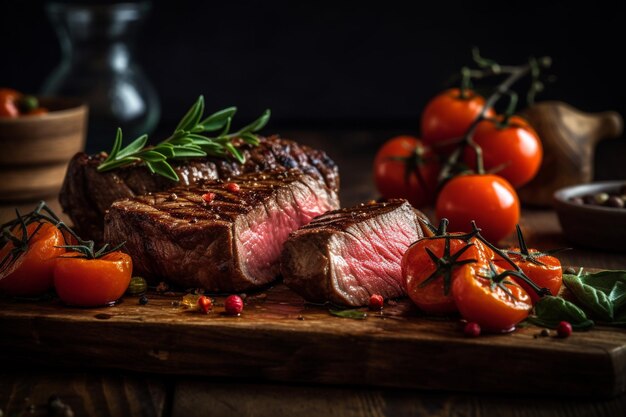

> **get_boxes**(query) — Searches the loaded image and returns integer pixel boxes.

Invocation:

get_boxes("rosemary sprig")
[97,96,271,181]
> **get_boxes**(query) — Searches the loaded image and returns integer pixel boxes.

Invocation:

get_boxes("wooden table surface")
[2,130,626,417]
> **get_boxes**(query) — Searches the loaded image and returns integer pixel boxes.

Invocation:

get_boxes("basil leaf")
[610,281,626,311]
[329,309,368,320]
[577,270,626,294]
[563,274,614,321]
[529,295,594,330]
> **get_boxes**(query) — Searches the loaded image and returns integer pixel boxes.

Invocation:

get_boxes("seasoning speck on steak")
[280,199,429,306]
[104,170,339,292]
[60,135,339,242]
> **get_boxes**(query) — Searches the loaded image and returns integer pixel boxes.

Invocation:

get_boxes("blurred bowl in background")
[0,97,87,201]
[554,181,626,252]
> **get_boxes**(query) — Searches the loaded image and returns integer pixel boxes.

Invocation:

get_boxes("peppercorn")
[224,182,241,193]
[368,294,384,310]
[139,295,149,305]
[198,295,212,314]
[593,192,610,205]
[202,192,216,203]
[540,329,550,337]
[557,321,572,338]
[464,322,481,337]
[606,196,625,208]
[224,295,244,315]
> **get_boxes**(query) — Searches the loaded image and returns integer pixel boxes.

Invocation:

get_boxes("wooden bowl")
[0,98,87,201]
[553,181,626,251]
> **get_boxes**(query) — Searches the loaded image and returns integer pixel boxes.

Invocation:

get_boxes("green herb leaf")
[241,132,261,146]
[563,274,614,321]
[232,109,271,136]
[138,150,168,162]
[117,134,148,159]
[329,308,368,320]
[146,160,179,181]
[200,107,237,131]
[610,281,626,311]
[529,295,594,330]
[176,95,205,132]
[577,270,626,294]
[225,142,245,164]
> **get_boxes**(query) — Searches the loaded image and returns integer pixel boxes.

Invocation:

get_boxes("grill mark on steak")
[281,199,430,306]
[60,135,339,242]
[104,170,339,292]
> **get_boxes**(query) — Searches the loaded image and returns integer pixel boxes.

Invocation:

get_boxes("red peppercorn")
[198,295,212,313]
[368,294,384,310]
[556,321,572,338]
[224,294,244,316]
[224,182,240,193]
[464,322,481,337]
[202,192,216,203]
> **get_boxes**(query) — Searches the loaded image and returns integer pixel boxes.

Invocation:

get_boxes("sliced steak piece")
[60,135,339,242]
[280,199,429,306]
[104,170,339,292]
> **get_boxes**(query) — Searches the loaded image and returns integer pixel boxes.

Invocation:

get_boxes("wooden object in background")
[519,101,623,207]
[0,97,87,201]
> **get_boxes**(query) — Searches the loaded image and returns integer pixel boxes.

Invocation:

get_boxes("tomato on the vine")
[0,88,20,118]
[436,174,519,243]
[421,88,495,152]
[495,248,562,303]
[54,251,132,307]
[452,262,532,332]
[402,231,494,314]
[373,135,440,207]
[0,223,65,296]
[464,115,542,188]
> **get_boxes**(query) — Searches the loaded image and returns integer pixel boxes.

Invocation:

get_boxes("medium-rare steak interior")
[281,199,429,306]
[104,170,339,292]
[60,135,340,242]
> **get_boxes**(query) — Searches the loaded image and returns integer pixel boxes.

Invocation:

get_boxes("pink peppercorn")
[464,322,481,337]
[198,296,212,314]
[557,321,572,338]
[224,182,240,193]
[225,295,244,316]
[202,192,216,203]
[369,294,384,310]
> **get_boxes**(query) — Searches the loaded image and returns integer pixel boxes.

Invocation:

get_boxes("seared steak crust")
[281,199,429,306]
[104,170,339,292]
[60,135,339,241]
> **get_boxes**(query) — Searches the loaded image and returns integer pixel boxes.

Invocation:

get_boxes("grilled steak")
[280,199,429,306]
[60,135,339,242]
[104,170,339,292]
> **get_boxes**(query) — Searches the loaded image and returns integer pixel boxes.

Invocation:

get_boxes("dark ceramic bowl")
[553,181,626,251]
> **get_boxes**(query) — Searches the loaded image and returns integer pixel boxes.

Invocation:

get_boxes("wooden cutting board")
[1,284,625,398]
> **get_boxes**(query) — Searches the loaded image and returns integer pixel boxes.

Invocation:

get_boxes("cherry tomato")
[494,248,562,303]
[373,135,440,207]
[421,88,495,152]
[54,251,132,307]
[0,223,65,296]
[464,116,542,188]
[436,174,519,243]
[402,234,494,314]
[452,263,532,332]
[0,88,20,118]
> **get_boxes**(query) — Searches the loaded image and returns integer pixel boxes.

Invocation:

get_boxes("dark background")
[2,0,625,179]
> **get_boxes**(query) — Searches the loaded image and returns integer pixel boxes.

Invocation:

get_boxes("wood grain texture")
[0,372,166,417]
[1,273,626,398]
[172,380,626,417]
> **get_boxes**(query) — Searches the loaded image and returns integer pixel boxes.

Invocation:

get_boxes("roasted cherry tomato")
[402,233,494,314]
[0,88,20,118]
[464,116,542,188]
[373,135,440,207]
[54,251,132,307]
[494,248,562,303]
[452,262,532,332]
[0,223,66,296]
[420,88,495,152]
[436,174,519,243]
